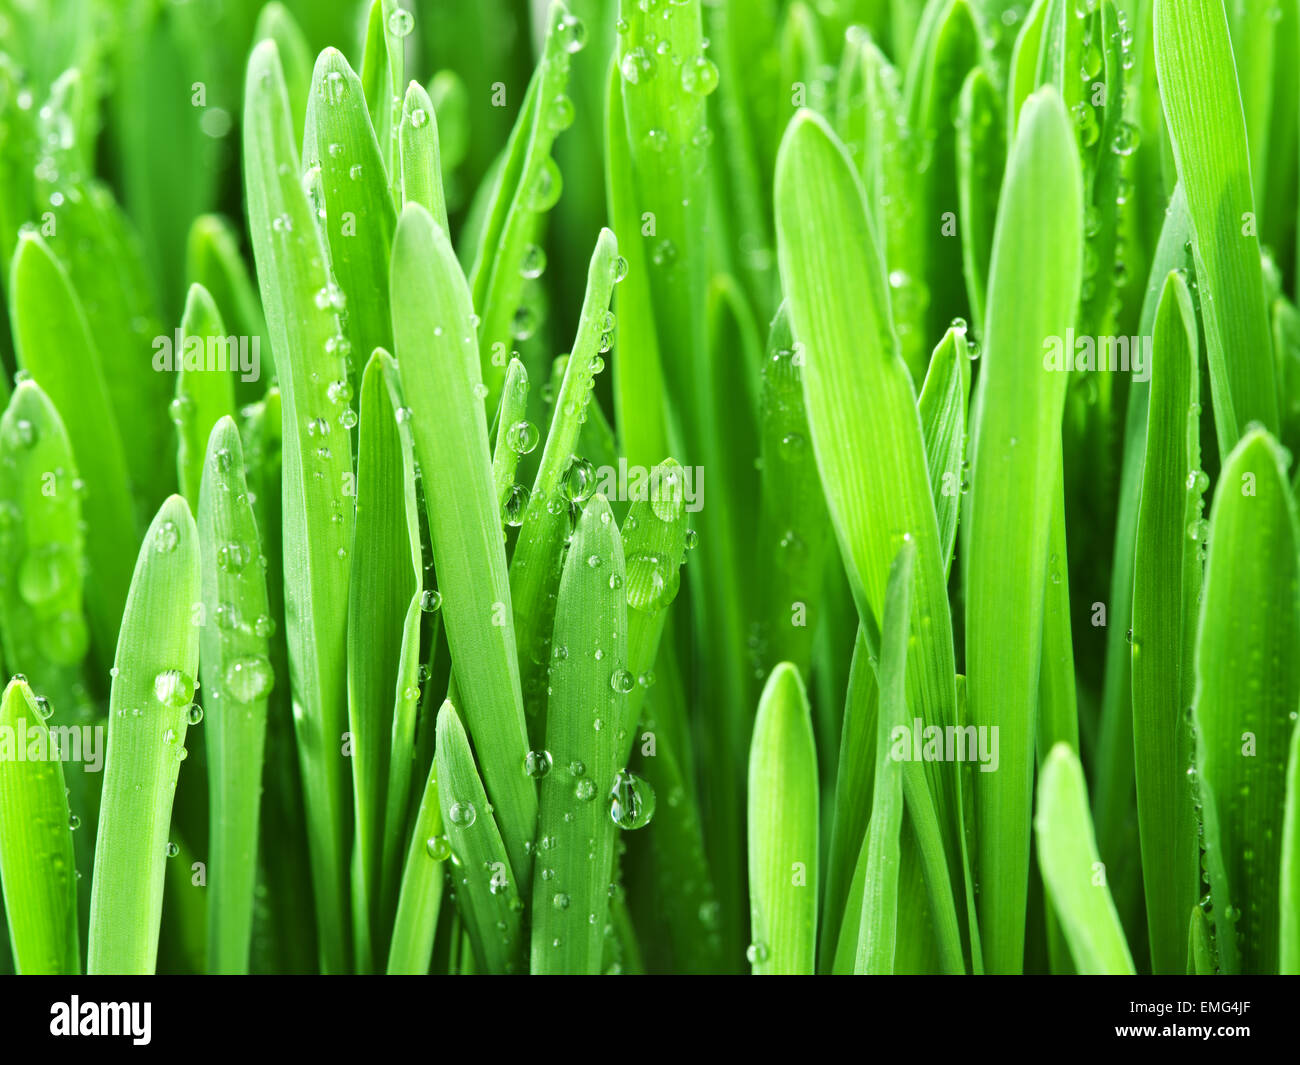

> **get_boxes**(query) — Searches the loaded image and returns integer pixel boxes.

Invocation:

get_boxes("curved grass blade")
[0,382,90,707]
[1282,718,1300,973]
[1155,0,1279,454]
[467,0,582,406]
[775,107,970,973]
[1131,269,1203,973]
[964,86,1082,973]
[0,677,79,974]
[747,662,818,975]
[198,417,273,975]
[306,47,396,373]
[358,0,404,200]
[508,228,618,733]
[956,65,1004,337]
[757,305,832,677]
[1192,427,1300,974]
[9,231,137,660]
[855,540,914,975]
[88,495,201,974]
[530,494,632,974]
[244,39,355,972]
[1034,743,1136,974]
[820,627,877,970]
[398,80,448,230]
[253,3,312,144]
[1188,904,1215,974]
[389,202,535,883]
[347,350,422,971]
[174,284,236,508]
[491,357,531,524]
[918,323,971,574]
[386,756,445,975]
[435,701,525,974]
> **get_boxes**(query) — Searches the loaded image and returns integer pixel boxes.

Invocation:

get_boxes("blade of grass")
[386,756,445,974]
[398,80,448,229]
[964,85,1082,973]
[198,417,273,975]
[389,202,536,883]
[775,107,970,974]
[747,662,818,974]
[0,677,79,974]
[1282,716,1300,973]
[531,493,634,974]
[1035,743,1136,974]
[854,541,915,974]
[243,39,355,972]
[1155,0,1279,455]
[1192,426,1300,973]
[174,284,237,508]
[1131,268,1203,973]
[435,700,525,974]
[87,495,201,974]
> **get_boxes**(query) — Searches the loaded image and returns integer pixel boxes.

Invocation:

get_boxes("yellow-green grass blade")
[775,107,970,972]
[820,627,877,970]
[918,323,971,576]
[244,39,355,972]
[386,756,445,975]
[1155,0,1279,455]
[32,70,173,512]
[398,80,448,230]
[1281,717,1300,973]
[956,65,1004,338]
[1131,269,1203,974]
[468,0,582,406]
[747,662,818,975]
[174,284,236,509]
[436,701,525,974]
[1226,0,1277,217]
[603,56,668,472]
[854,540,914,974]
[185,214,273,397]
[1188,904,1216,974]
[390,202,536,884]
[305,47,396,377]
[347,350,423,971]
[8,232,137,662]
[358,0,404,204]
[1192,427,1300,974]
[1035,743,1136,974]
[965,85,1082,973]
[508,228,619,733]
[491,357,532,525]
[0,381,91,709]
[0,677,79,974]
[531,494,636,974]
[253,3,312,144]
[757,306,833,678]
[88,495,201,974]
[198,417,273,975]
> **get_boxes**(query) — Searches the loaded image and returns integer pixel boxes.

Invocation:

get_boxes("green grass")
[1,0,1300,977]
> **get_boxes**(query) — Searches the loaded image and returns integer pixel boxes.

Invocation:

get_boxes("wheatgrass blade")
[198,417,273,975]
[174,284,236,508]
[1130,269,1203,974]
[386,756,445,975]
[398,80,448,229]
[389,202,535,883]
[0,677,79,974]
[1035,743,1136,974]
[964,86,1081,973]
[436,701,525,974]
[88,495,201,974]
[747,662,819,975]
[243,40,355,972]
[1192,427,1300,973]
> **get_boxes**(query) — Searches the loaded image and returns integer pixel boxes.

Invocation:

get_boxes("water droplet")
[166,841,180,858]
[507,420,539,455]
[520,244,547,280]
[576,778,597,801]
[610,668,635,693]
[503,483,530,527]
[223,656,274,702]
[552,892,571,910]
[154,669,196,709]
[610,769,656,829]
[561,456,596,503]
[420,589,443,613]
[449,800,477,828]
[426,835,451,861]
[524,749,553,779]
[154,521,180,553]
[746,941,769,964]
